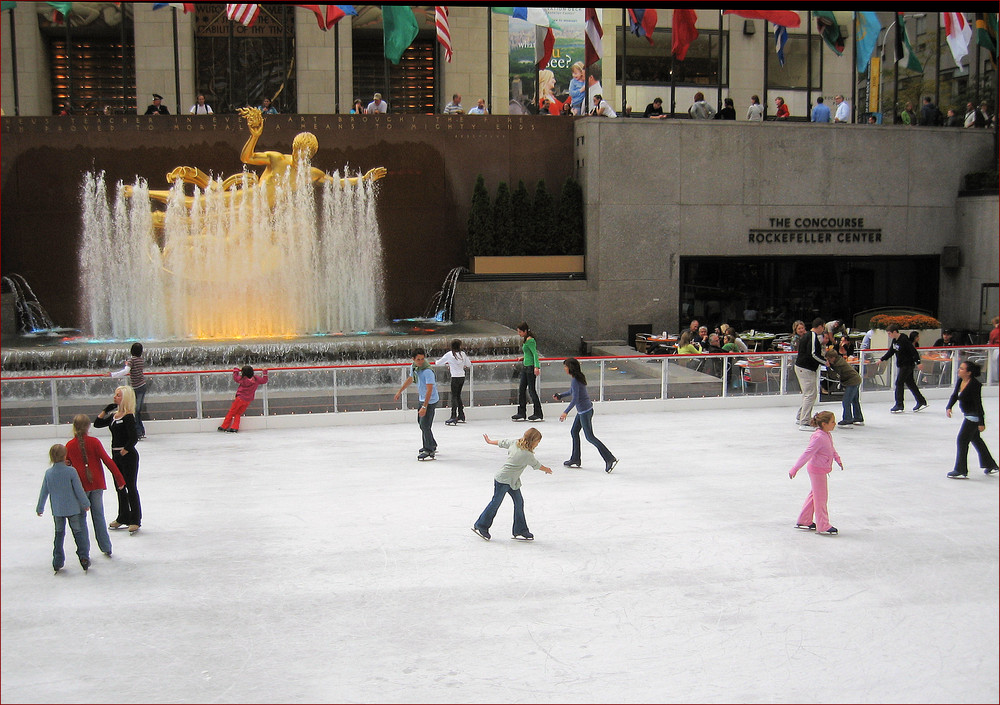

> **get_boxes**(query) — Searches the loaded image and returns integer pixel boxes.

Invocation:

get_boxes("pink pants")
[796,471,831,532]
[221,398,250,430]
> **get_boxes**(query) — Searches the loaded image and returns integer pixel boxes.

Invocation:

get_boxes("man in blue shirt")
[394,349,440,460]
[811,97,831,123]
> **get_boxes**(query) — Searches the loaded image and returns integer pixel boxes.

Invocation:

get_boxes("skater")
[512,322,543,422]
[880,324,928,413]
[789,411,843,535]
[394,349,439,460]
[945,361,999,478]
[95,386,142,535]
[435,339,471,425]
[552,357,618,473]
[66,414,126,557]
[36,444,92,573]
[824,349,864,427]
[110,342,147,439]
[218,365,268,433]
[472,429,552,541]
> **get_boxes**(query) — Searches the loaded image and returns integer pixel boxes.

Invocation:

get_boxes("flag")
[627,8,657,45]
[942,12,972,70]
[46,1,72,17]
[894,12,922,72]
[535,25,554,69]
[855,11,881,73]
[672,9,698,61]
[584,7,603,67]
[153,3,196,12]
[976,13,998,66]
[294,5,355,30]
[435,6,452,62]
[814,10,845,56]
[492,7,557,29]
[382,5,418,65]
[774,25,787,67]
[1,1,16,10]
[722,10,800,28]
[226,4,260,27]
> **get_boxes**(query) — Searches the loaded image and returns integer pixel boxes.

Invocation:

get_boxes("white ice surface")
[2,397,998,704]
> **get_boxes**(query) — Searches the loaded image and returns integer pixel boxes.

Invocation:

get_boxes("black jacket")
[880,334,921,366]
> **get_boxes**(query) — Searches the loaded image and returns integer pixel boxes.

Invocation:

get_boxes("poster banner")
[507,8,602,116]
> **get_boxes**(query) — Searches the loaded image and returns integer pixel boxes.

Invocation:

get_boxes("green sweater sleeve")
[522,337,540,367]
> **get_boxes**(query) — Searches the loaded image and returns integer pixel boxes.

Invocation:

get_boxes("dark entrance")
[679,255,940,331]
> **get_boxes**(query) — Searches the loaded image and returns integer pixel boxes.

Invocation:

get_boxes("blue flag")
[855,11,881,73]
[774,25,787,67]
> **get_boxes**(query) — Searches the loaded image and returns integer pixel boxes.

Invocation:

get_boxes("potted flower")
[867,314,942,352]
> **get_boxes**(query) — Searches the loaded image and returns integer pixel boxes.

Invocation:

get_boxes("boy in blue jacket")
[36,444,92,573]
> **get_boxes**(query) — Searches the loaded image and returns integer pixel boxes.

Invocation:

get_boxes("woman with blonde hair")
[66,414,125,556]
[473,428,552,541]
[94,386,142,535]
[537,69,565,115]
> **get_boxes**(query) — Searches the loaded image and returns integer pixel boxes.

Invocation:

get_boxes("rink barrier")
[1,346,995,429]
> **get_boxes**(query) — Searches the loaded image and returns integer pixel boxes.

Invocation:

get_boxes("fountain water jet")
[79,110,385,342]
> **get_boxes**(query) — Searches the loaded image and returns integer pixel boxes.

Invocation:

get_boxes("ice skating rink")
[2,395,998,703]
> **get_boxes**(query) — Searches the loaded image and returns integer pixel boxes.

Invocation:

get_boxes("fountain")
[80,107,387,341]
[1,109,521,375]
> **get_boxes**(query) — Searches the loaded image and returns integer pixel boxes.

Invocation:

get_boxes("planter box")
[470,255,584,275]
[867,328,941,352]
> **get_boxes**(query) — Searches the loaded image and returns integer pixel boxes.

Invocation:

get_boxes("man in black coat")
[144,94,170,115]
[881,324,928,412]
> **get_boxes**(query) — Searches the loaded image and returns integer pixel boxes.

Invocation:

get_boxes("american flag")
[584,7,603,67]
[226,3,260,28]
[435,6,452,63]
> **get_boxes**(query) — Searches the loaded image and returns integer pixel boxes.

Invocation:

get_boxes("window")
[41,5,135,115]
[352,31,435,114]
[766,35,821,90]
[194,3,295,114]
[617,28,728,86]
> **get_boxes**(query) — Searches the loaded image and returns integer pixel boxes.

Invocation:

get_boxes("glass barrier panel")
[1,379,53,426]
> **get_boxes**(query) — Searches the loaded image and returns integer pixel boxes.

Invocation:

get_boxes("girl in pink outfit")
[789,411,843,535]
[218,365,268,433]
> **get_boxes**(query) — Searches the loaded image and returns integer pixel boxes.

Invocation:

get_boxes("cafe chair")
[742,357,772,394]
[863,359,888,389]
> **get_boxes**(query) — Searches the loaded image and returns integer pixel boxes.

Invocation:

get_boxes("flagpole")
[762,21,769,118]
[120,4,127,113]
[620,9,626,112]
[716,10,722,115]
[65,11,73,113]
[806,13,813,114]
[892,21,899,119]
[934,13,941,110]
[172,7,181,114]
[851,12,857,123]
[8,7,19,116]
[486,9,492,114]
[335,14,342,113]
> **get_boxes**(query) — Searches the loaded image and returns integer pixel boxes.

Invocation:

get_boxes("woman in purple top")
[552,357,618,473]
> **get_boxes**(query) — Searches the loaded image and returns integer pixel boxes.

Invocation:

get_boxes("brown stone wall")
[0,113,573,332]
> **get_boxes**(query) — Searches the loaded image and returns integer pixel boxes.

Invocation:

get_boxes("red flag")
[226,3,260,27]
[722,10,801,28]
[628,8,658,45]
[295,5,353,31]
[535,26,555,70]
[585,7,603,67]
[672,9,698,61]
[435,6,453,63]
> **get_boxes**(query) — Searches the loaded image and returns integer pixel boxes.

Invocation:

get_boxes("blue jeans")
[133,384,147,437]
[569,409,614,464]
[86,490,113,554]
[52,513,90,570]
[476,481,529,536]
[841,385,863,423]
[418,402,437,453]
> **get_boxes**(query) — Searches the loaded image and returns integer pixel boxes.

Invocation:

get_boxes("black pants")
[113,448,141,526]
[894,365,927,407]
[449,377,466,420]
[955,419,997,473]
[517,366,542,417]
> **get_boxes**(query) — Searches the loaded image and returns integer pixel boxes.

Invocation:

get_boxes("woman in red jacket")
[66,414,126,557]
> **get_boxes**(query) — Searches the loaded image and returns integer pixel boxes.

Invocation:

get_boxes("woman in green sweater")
[513,323,544,421]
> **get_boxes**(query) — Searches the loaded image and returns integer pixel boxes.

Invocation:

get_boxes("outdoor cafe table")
[740,333,776,351]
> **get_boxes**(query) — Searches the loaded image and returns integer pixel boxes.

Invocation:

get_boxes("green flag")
[976,13,998,67]
[382,5,418,65]
[1,2,17,12]
[814,11,845,56]
[895,13,923,73]
[47,2,72,17]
